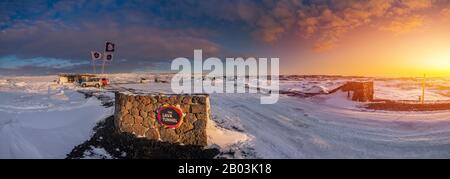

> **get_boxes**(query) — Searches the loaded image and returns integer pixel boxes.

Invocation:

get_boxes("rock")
[148,111,156,119]
[159,128,179,142]
[175,122,194,134]
[197,96,207,104]
[142,119,150,128]
[181,130,207,146]
[144,116,157,128]
[144,103,154,111]
[154,96,160,103]
[195,113,207,121]
[134,125,147,136]
[180,104,190,113]
[120,122,134,133]
[152,119,160,128]
[194,119,206,129]
[121,109,129,115]
[191,104,205,113]
[192,96,198,103]
[141,97,150,105]
[132,100,139,108]
[138,103,147,111]
[182,96,192,104]
[153,119,162,128]
[122,114,134,125]
[134,116,144,125]
[124,101,133,110]
[127,95,134,102]
[154,104,162,111]
[184,113,197,124]
[146,128,160,140]
[140,110,148,118]
[131,108,140,116]
[159,96,169,103]
[176,96,184,104]
[169,96,178,105]
[150,97,158,104]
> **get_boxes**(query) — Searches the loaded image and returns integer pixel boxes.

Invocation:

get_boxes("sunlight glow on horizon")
[282,12,450,78]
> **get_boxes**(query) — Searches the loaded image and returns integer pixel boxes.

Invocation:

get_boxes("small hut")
[58,74,96,84]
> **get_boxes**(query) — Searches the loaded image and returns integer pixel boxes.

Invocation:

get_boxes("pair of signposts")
[91,42,184,128]
[90,41,115,74]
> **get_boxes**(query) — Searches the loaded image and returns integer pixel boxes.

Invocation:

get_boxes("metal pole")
[93,59,96,74]
[101,59,105,75]
[422,74,425,104]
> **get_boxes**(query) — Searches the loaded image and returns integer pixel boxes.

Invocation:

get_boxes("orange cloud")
[297,0,396,51]
[441,6,450,19]
[253,15,286,43]
[209,0,442,50]
[401,0,432,10]
[379,15,426,34]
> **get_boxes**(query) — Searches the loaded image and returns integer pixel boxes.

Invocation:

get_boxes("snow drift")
[0,90,112,159]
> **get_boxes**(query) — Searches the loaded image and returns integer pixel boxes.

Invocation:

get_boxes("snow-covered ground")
[1,74,450,158]
[374,78,450,101]
[210,92,450,158]
[0,90,112,158]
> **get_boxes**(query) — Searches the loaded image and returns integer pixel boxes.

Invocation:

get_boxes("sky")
[1,0,450,77]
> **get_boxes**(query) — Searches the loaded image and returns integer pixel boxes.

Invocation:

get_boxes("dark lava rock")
[66,116,220,159]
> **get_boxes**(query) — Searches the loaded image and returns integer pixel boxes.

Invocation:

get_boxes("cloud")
[441,6,450,20]
[296,0,394,51]
[379,15,426,34]
[0,55,89,69]
[1,0,449,75]
[8,0,436,55]
[292,0,441,51]
[253,15,286,43]
[0,19,222,65]
[401,0,432,10]
[236,0,440,51]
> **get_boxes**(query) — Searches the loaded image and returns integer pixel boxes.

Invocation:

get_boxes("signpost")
[157,106,184,129]
[104,53,113,61]
[90,51,102,74]
[105,41,115,52]
[422,74,426,104]
[102,52,114,74]
[90,41,115,75]
[101,41,115,75]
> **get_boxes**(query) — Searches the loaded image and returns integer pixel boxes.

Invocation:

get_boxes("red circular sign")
[157,106,184,129]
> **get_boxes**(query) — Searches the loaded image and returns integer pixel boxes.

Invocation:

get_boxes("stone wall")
[340,81,374,102]
[114,92,210,146]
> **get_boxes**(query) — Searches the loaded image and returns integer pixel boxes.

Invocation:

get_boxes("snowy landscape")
[1,74,450,159]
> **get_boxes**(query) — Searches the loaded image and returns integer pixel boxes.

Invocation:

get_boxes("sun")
[425,51,450,71]
[412,51,450,77]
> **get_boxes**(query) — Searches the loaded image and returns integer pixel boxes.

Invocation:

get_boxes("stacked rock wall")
[114,92,210,146]
[341,81,374,102]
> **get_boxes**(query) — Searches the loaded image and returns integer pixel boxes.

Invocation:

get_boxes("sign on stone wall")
[157,106,183,129]
[114,92,210,146]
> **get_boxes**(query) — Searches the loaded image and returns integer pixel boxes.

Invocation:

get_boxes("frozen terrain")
[0,89,112,158]
[1,74,450,158]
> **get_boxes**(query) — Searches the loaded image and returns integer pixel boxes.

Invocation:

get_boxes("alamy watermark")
[171,49,279,104]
